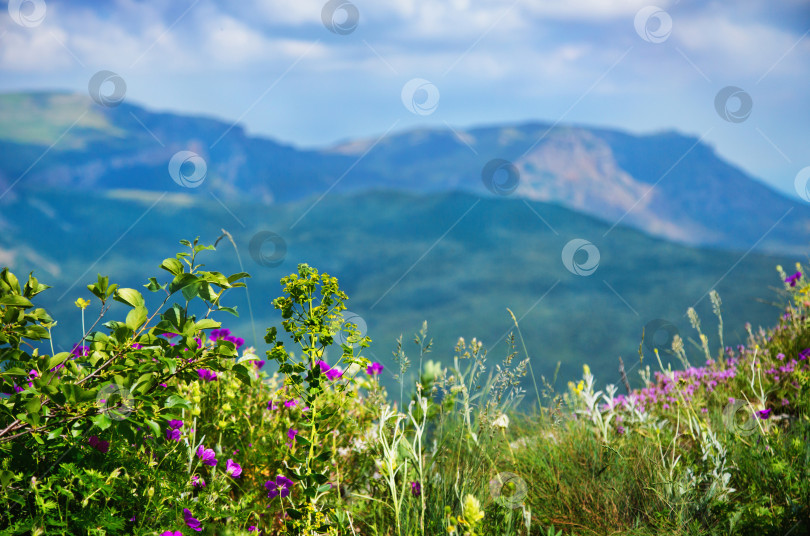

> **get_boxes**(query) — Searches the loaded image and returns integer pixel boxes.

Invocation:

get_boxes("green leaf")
[92,413,112,431]
[164,395,190,410]
[317,484,332,493]
[126,306,148,331]
[286,508,304,520]
[168,273,197,295]
[227,272,251,283]
[145,419,161,438]
[115,288,145,308]
[194,319,220,331]
[26,397,41,416]
[145,277,165,292]
[0,470,14,489]
[0,295,33,307]
[133,372,155,394]
[232,364,252,387]
[23,325,49,340]
[181,281,202,301]
[160,258,184,276]
[47,352,70,370]
[47,427,64,440]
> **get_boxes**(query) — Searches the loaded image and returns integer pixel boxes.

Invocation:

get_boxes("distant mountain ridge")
[1,91,808,254]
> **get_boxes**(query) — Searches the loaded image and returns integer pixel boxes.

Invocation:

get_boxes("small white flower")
[492,413,509,429]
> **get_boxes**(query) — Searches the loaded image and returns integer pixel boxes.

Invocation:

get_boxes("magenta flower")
[286,428,298,448]
[410,481,421,497]
[254,360,266,368]
[169,419,184,430]
[284,399,297,408]
[196,445,217,466]
[166,428,181,441]
[71,343,90,357]
[162,332,179,339]
[226,458,242,478]
[318,360,343,380]
[757,408,772,419]
[160,532,183,536]
[88,435,109,454]
[265,475,294,499]
[191,474,206,488]
[197,369,217,382]
[183,508,202,532]
[131,343,143,350]
[366,362,384,375]
[268,400,278,411]
[785,271,802,287]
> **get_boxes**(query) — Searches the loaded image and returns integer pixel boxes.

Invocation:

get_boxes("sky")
[1,0,809,197]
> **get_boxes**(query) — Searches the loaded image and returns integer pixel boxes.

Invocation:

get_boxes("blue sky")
[1,0,808,197]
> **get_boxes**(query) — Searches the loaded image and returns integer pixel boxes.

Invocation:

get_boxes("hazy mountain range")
[2,92,808,254]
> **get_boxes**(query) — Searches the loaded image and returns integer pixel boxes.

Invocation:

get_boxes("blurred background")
[1,0,809,397]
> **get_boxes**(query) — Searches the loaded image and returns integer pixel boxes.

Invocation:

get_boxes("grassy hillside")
[1,189,797,396]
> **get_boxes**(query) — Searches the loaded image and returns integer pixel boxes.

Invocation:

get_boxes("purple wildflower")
[197,369,217,382]
[265,475,294,499]
[254,360,266,369]
[757,408,772,420]
[166,428,181,441]
[226,459,242,478]
[411,481,421,497]
[131,343,143,350]
[71,344,90,357]
[286,428,298,448]
[191,474,206,488]
[284,399,297,408]
[162,332,179,339]
[196,445,217,466]
[88,435,109,454]
[183,508,203,532]
[785,271,802,287]
[169,419,184,430]
[317,360,343,381]
[160,532,183,536]
[366,362,384,376]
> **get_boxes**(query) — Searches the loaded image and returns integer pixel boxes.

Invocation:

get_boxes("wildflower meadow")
[1,238,808,535]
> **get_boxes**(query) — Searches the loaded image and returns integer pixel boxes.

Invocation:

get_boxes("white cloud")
[675,14,808,78]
